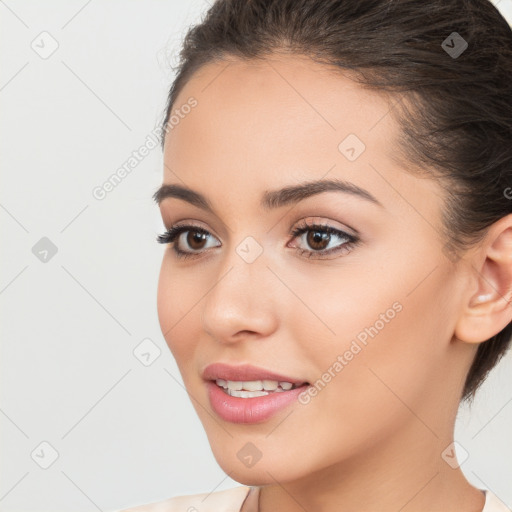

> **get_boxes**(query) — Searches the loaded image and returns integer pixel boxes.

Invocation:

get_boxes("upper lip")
[202,363,308,384]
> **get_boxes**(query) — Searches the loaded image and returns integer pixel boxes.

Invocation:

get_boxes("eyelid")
[160,209,230,239]
[290,216,358,238]
[164,220,221,239]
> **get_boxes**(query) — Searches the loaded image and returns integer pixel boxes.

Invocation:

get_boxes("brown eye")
[156,224,221,259]
[306,230,331,251]
[289,222,359,259]
[186,230,209,250]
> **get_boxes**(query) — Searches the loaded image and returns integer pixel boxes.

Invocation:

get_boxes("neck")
[256,417,485,512]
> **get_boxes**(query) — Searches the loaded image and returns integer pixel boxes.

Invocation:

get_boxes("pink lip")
[202,362,307,384]
[202,363,310,424]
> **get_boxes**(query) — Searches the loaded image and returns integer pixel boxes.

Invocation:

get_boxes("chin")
[209,443,310,486]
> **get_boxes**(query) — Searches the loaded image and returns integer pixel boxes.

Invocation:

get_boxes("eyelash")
[156,220,360,260]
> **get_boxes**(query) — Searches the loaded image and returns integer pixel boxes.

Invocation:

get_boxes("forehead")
[162,54,440,219]
[166,54,397,162]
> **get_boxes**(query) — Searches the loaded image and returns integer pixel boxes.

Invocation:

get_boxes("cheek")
[281,259,408,369]
[286,257,452,429]
[157,256,199,364]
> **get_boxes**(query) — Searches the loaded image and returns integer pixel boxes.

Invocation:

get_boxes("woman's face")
[156,54,477,484]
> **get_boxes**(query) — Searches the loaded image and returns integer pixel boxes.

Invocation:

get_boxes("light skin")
[155,54,512,512]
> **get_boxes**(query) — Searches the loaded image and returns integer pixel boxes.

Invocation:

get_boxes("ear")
[454,214,512,344]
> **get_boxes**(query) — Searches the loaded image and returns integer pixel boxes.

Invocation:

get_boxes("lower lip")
[206,381,309,424]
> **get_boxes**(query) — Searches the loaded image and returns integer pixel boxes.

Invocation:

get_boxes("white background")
[1,1,512,511]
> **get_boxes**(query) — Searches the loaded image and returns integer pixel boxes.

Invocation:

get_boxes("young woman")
[119,0,512,510]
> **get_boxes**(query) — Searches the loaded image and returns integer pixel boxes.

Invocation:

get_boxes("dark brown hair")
[160,0,512,405]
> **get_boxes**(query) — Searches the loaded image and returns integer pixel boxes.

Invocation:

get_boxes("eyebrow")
[152,178,383,212]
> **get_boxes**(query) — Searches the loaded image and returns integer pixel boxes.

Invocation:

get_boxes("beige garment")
[114,485,510,512]
[115,486,255,512]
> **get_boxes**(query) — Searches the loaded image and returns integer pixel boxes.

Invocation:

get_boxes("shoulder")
[114,485,252,512]
[482,489,511,512]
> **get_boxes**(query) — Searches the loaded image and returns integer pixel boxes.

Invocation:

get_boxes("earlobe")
[454,215,512,344]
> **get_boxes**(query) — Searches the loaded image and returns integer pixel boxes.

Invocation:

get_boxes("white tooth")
[262,380,279,390]
[243,380,263,391]
[216,379,227,388]
[226,380,243,390]
[279,382,293,390]
[228,388,269,398]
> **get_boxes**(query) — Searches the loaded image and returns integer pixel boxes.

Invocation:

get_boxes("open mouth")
[214,378,310,398]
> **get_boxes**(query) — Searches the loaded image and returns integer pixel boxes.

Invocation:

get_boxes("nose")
[200,245,279,345]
